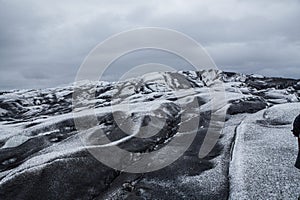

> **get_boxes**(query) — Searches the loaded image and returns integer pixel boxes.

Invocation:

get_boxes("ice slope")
[230,103,300,199]
[0,70,299,199]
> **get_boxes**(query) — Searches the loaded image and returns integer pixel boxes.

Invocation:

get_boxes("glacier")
[0,70,299,199]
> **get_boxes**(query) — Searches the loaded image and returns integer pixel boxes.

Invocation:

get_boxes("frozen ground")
[0,70,299,199]
[230,103,300,199]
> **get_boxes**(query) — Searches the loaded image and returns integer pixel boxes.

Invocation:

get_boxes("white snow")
[2,135,30,148]
[230,103,300,199]
[0,70,299,199]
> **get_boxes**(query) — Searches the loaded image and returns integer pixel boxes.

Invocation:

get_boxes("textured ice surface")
[0,70,299,199]
[230,103,300,199]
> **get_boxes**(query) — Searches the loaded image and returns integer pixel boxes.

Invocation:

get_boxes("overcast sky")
[1,0,300,90]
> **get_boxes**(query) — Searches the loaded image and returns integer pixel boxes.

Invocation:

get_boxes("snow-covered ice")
[230,103,300,199]
[0,70,299,199]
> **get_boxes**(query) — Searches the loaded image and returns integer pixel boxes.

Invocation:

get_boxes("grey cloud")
[0,0,300,89]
